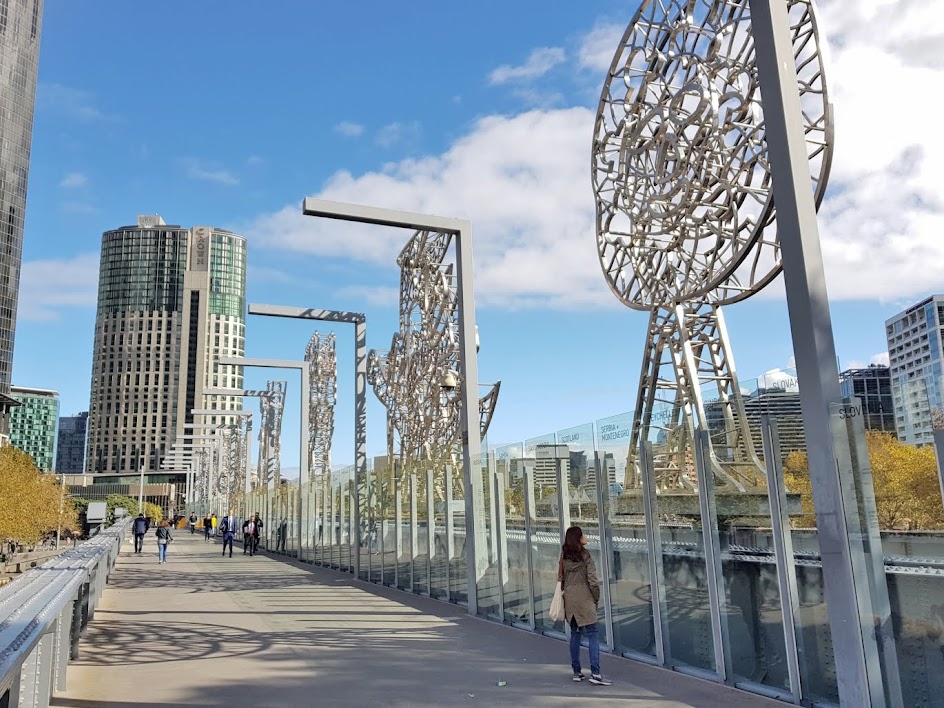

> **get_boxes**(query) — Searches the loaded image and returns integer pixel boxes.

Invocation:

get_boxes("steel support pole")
[761,416,803,704]
[354,317,367,580]
[455,222,486,615]
[750,2,897,704]
[245,418,253,495]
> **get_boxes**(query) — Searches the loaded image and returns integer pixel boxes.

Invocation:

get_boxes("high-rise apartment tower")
[885,295,944,445]
[56,411,88,473]
[86,216,247,474]
[0,0,44,419]
[9,385,58,470]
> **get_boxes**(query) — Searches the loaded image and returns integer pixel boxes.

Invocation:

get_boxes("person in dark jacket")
[189,513,197,535]
[242,516,257,556]
[203,514,212,542]
[219,509,237,558]
[559,526,611,686]
[155,519,173,564]
[252,513,263,553]
[132,513,148,554]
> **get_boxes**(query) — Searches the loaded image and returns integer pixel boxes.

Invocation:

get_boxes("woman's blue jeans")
[158,542,168,562]
[569,617,600,675]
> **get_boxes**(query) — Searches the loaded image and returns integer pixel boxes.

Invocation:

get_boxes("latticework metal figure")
[369,230,500,477]
[592,0,832,490]
[306,332,337,479]
[218,423,244,497]
[256,380,286,488]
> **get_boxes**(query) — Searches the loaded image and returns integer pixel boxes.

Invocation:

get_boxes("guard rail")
[0,517,131,708]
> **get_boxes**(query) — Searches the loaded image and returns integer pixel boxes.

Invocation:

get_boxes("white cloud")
[576,23,624,73]
[247,155,265,167]
[335,121,365,137]
[19,253,99,321]
[246,108,612,310]
[376,121,421,148]
[182,159,239,186]
[37,83,115,122]
[247,2,944,311]
[812,0,944,300]
[59,172,88,189]
[488,47,566,85]
[871,351,891,367]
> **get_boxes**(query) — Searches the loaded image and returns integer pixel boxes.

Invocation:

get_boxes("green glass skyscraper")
[10,385,59,470]
[86,216,247,475]
[0,1,44,417]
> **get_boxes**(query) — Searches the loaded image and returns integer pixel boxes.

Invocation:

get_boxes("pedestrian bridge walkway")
[51,534,776,707]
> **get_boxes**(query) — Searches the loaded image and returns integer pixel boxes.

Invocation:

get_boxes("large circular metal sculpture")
[593,0,832,490]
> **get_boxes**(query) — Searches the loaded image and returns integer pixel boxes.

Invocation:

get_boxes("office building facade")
[56,411,88,473]
[840,365,895,434]
[885,295,944,445]
[0,0,44,425]
[86,216,246,474]
[9,385,58,470]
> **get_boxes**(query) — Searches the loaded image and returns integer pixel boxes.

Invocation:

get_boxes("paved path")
[52,533,776,707]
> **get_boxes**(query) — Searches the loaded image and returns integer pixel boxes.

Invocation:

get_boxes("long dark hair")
[561,525,587,562]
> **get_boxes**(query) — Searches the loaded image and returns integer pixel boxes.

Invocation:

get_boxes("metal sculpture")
[218,423,244,496]
[368,230,500,475]
[592,0,832,490]
[306,332,338,479]
[256,380,287,488]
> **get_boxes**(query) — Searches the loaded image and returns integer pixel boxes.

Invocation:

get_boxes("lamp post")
[299,198,484,611]
[217,356,309,555]
[241,304,366,577]
[137,455,145,513]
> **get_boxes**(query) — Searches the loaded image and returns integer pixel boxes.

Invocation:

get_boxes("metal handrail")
[0,517,131,707]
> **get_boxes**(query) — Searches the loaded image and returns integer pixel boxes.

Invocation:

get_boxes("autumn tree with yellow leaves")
[0,446,78,546]
[784,431,944,530]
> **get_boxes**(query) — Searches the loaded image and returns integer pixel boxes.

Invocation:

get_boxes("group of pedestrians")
[217,509,263,558]
[201,513,218,542]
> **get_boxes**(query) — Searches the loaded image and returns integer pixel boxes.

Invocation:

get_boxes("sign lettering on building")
[192,227,209,272]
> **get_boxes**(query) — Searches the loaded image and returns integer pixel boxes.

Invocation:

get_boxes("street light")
[300,198,484,609]
[137,454,145,514]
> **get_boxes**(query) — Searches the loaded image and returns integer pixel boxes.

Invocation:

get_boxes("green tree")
[783,431,944,530]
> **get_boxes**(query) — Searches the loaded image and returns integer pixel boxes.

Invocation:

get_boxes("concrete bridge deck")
[51,533,776,707]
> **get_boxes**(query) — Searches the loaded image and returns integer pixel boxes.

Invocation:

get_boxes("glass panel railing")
[596,411,657,659]
[557,422,609,647]
[494,442,531,627]
[524,433,563,634]
[429,464,450,600]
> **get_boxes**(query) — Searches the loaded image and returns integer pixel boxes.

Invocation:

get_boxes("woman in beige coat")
[558,526,612,685]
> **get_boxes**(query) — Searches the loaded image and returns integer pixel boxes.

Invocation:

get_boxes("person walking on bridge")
[132,513,148,554]
[203,513,212,542]
[219,510,237,558]
[155,519,173,564]
[242,515,256,556]
[189,512,197,535]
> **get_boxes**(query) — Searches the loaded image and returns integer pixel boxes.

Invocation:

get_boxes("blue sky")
[15,0,942,469]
